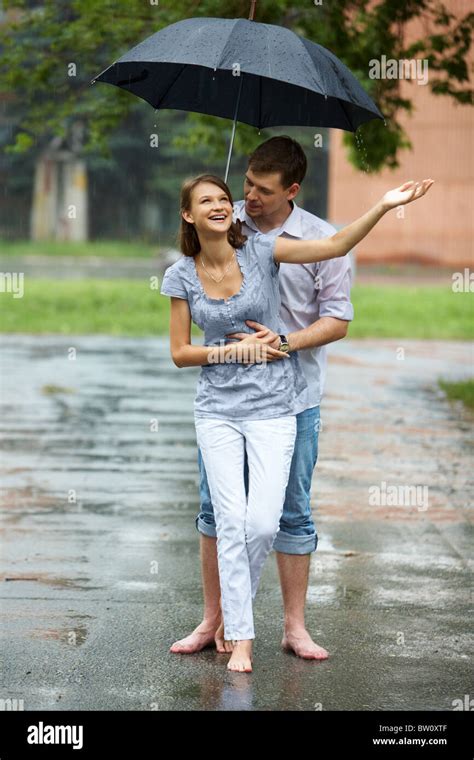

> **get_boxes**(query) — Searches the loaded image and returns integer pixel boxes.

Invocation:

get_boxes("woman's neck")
[197,233,235,264]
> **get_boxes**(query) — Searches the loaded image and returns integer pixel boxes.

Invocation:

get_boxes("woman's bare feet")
[227,639,253,672]
[214,621,234,653]
[169,618,220,654]
[281,627,329,660]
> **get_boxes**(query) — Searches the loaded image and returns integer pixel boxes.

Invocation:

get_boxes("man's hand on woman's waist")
[226,317,349,355]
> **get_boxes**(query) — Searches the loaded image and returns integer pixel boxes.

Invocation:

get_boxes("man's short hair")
[248,136,307,188]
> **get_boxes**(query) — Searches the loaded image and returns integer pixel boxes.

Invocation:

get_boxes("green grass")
[439,379,474,409]
[0,240,160,258]
[0,280,472,339]
[349,285,473,340]
[0,280,175,336]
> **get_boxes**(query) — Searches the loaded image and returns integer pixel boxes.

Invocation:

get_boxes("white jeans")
[194,415,297,641]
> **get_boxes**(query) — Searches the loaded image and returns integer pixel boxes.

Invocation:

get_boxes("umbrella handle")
[248,0,257,21]
[224,73,244,183]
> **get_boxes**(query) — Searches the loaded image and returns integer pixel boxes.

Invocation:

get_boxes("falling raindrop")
[355,128,370,174]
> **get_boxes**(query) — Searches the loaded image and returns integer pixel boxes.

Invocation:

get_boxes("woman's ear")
[182,210,194,225]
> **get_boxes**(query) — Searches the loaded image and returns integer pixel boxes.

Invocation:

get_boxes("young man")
[171,136,353,660]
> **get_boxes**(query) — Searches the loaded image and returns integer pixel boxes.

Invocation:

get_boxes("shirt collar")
[234,199,304,239]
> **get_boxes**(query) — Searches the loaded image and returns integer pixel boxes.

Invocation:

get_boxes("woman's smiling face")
[182,181,234,236]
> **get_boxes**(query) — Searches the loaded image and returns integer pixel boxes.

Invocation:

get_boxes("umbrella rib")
[309,42,381,123]
[264,24,272,80]
[153,63,188,109]
[213,17,244,68]
[256,24,270,129]
[296,36,377,126]
[296,36,325,96]
[336,97,355,131]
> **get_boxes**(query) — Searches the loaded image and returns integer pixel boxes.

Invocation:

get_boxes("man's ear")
[287,183,301,201]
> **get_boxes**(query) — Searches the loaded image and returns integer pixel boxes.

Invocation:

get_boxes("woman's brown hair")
[179,174,247,257]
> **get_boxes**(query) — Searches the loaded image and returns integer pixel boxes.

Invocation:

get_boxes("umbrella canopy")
[93,17,384,132]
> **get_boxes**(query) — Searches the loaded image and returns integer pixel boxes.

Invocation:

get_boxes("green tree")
[0,0,472,171]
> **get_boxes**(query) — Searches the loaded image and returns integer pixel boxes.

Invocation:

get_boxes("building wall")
[328,1,473,268]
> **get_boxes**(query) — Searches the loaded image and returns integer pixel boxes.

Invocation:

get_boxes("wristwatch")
[278,334,290,353]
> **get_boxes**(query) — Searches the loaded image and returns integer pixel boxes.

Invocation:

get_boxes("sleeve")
[160,263,188,300]
[316,255,354,321]
[252,232,280,278]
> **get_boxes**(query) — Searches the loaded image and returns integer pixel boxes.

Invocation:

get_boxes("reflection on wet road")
[0,336,472,710]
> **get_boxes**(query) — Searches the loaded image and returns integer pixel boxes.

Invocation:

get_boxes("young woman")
[160,173,433,673]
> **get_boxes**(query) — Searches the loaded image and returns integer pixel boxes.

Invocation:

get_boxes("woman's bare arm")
[274,179,434,265]
[169,297,289,367]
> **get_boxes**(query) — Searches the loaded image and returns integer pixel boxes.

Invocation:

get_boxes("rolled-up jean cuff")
[272,530,318,555]
[196,514,217,538]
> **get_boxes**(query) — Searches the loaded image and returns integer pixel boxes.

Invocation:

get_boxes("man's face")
[243,167,300,219]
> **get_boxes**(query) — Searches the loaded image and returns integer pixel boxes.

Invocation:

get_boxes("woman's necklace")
[199,249,236,283]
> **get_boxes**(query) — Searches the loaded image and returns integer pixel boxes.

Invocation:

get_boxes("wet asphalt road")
[0,336,472,710]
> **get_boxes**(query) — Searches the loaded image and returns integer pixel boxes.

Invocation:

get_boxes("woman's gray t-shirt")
[160,232,308,420]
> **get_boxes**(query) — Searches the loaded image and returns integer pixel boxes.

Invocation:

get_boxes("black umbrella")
[92,10,384,180]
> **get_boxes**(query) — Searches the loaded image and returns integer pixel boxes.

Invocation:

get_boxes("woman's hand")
[381,179,434,211]
[225,326,289,363]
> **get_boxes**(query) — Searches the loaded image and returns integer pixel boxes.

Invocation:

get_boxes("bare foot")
[170,619,220,654]
[282,628,329,660]
[227,640,253,672]
[214,621,234,653]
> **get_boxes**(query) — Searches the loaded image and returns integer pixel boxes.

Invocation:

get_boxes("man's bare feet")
[282,628,329,660]
[227,640,253,672]
[170,619,220,654]
[214,621,234,653]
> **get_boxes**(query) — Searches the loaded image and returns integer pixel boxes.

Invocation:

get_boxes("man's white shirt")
[233,199,354,413]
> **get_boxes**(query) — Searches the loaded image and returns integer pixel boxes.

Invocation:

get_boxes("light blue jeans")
[196,406,320,555]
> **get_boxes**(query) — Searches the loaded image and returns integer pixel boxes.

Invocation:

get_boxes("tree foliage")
[0,0,472,172]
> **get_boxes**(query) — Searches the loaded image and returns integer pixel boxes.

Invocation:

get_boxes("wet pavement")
[0,336,472,711]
